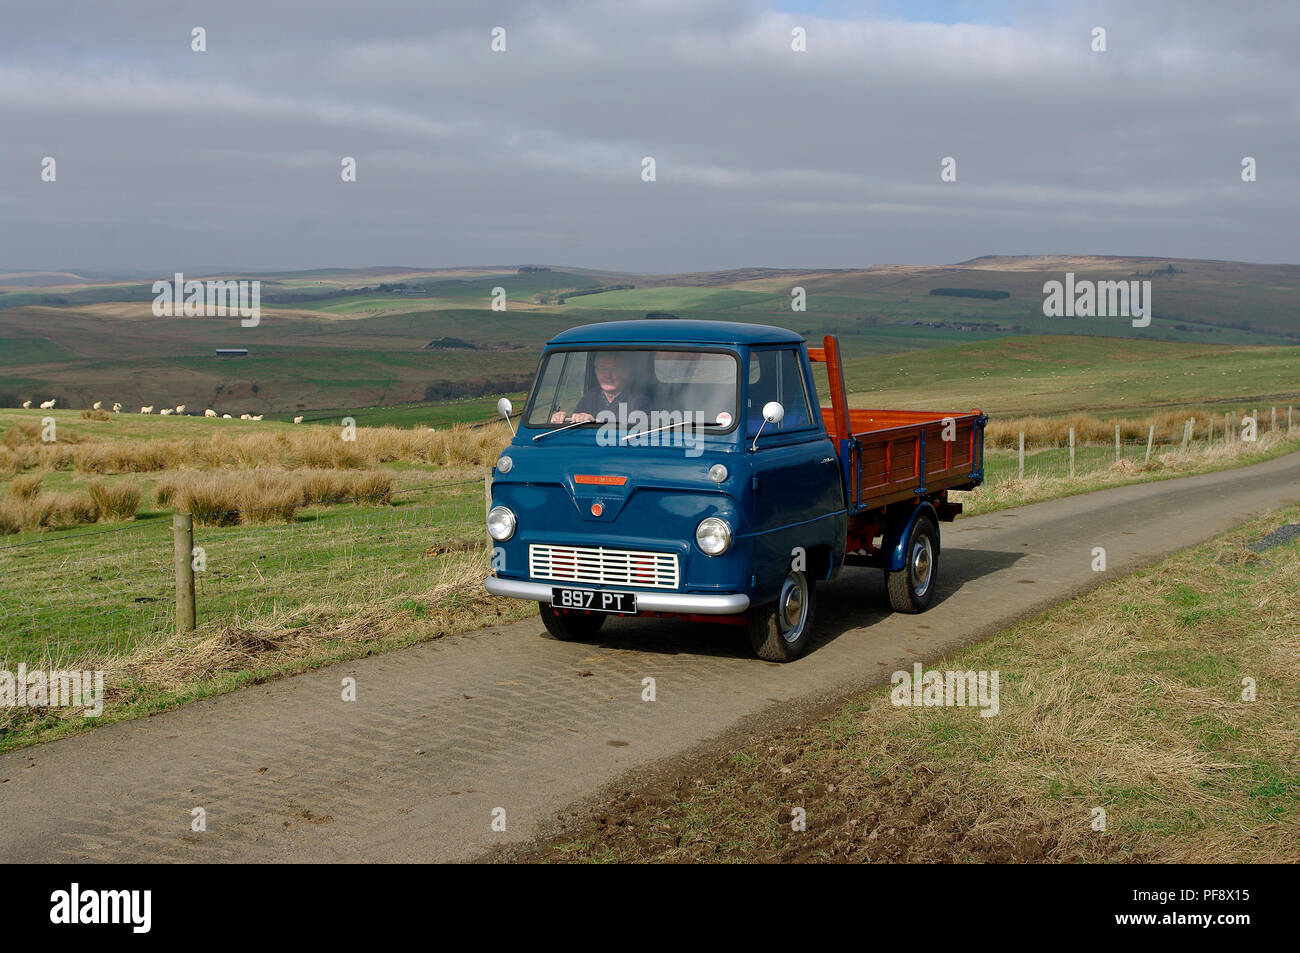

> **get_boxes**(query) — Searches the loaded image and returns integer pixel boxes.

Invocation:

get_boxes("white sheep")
[112,403,122,413]
[205,408,218,418]
[222,413,232,419]
[21,400,31,409]
[92,401,102,410]
[175,404,186,415]
[240,413,252,420]
[140,405,154,414]
[39,399,56,409]
[159,408,173,415]
[293,416,304,424]
[251,414,263,421]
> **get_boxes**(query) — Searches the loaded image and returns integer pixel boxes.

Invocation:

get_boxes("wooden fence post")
[1115,424,1121,464]
[1018,431,1025,480]
[173,513,196,635]
[1206,417,1213,448]
[1145,424,1154,463]
[1181,419,1191,453]
[1290,406,1294,432]
[1272,407,1277,432]
[1068,427,1075,477]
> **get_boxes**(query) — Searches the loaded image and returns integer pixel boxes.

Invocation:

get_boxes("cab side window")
[747,348,812,434]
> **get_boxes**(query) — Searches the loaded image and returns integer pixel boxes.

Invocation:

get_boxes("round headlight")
[695,517,732,556]
[708,463,728,483]
[487,505,516,541]
[496,455,513,474]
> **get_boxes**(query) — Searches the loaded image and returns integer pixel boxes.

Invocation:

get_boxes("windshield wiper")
[533,419,592,442]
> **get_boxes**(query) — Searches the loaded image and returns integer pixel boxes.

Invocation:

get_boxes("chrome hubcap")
[779,572,809,643]
[910,536,933,598]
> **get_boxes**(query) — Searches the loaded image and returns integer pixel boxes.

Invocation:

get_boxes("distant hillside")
[1,256,1295,413]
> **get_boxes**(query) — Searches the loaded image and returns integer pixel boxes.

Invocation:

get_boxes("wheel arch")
[884,501,940,572]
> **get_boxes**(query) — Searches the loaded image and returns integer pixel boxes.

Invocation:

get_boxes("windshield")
[524,348,739,432]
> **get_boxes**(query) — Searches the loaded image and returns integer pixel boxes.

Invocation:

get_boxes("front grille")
[529,543,679,590]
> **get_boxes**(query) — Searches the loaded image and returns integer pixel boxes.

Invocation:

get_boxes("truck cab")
[485,320,986,661]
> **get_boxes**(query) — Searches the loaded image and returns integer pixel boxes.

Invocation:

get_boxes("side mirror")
[751,401,785,451]
[497,397,516,435]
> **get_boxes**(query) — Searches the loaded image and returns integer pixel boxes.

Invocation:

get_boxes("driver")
[549,352,651,424]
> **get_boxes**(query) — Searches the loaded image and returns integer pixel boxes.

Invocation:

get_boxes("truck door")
[746,346,842,591]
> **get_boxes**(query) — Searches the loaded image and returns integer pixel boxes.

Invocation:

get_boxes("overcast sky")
[1,0,1296,275]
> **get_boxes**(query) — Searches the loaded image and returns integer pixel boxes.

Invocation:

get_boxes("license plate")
[551,587,637,614]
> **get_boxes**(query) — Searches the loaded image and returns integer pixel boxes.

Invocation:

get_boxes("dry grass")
[85,479,142,521]
[959,430,1298,516]
[0,485,112,533]
[985,410,1284,450]
[153,468,398,525]
[8,473,43,500]
[527,506,1300,864]
[2,422,511,475]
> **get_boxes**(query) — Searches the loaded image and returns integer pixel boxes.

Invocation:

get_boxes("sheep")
[293,415,304,424]
[112,403,122,413]
[205,408,218,418]
[240,414,252,420]
[39,399,56,409]
[21,400,31,409]
[175,404,186,415]
[159,408,173,415]
[251,414,263,421]
[92,401,102,410]
[140,405,154,414]
[222,414,232,419]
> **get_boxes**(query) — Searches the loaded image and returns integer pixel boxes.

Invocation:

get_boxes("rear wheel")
[748,569,816,662]
[538,603,607,641]
[885,517,939,613]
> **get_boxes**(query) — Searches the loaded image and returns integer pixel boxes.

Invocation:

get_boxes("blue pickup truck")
[485,320,986,661]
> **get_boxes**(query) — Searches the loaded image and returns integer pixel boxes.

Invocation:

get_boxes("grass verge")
[0,546,534,751]
[524,504,1300,863]
[961,431,1300,516]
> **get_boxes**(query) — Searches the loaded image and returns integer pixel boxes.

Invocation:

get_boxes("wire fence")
[0,478,487,665]
[984,409,1295,483]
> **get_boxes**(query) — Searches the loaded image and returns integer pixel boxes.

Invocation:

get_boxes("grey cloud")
[1,0,1295,273]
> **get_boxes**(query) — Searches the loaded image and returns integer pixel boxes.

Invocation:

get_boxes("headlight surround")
[695,517,732,556]
[496,455,513,474]
[487,505,516,541]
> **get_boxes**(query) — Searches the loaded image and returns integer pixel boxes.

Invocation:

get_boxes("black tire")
[748,569,816,662]
[885,516,939,613]
[538,602,607,641]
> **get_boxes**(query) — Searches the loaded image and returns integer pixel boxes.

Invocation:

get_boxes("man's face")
[594,354,626,394]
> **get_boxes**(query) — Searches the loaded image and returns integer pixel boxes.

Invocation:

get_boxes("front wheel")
[748,569,817,662]
[885,517,939,613]
[538,602,607,641]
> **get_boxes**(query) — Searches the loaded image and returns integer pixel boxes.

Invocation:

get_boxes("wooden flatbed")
[808,336,987,514]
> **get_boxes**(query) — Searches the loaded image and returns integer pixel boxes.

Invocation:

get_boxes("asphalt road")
[3,452,1299,862]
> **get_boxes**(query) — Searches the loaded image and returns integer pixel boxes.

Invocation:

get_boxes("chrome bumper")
[484,576,750,614]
